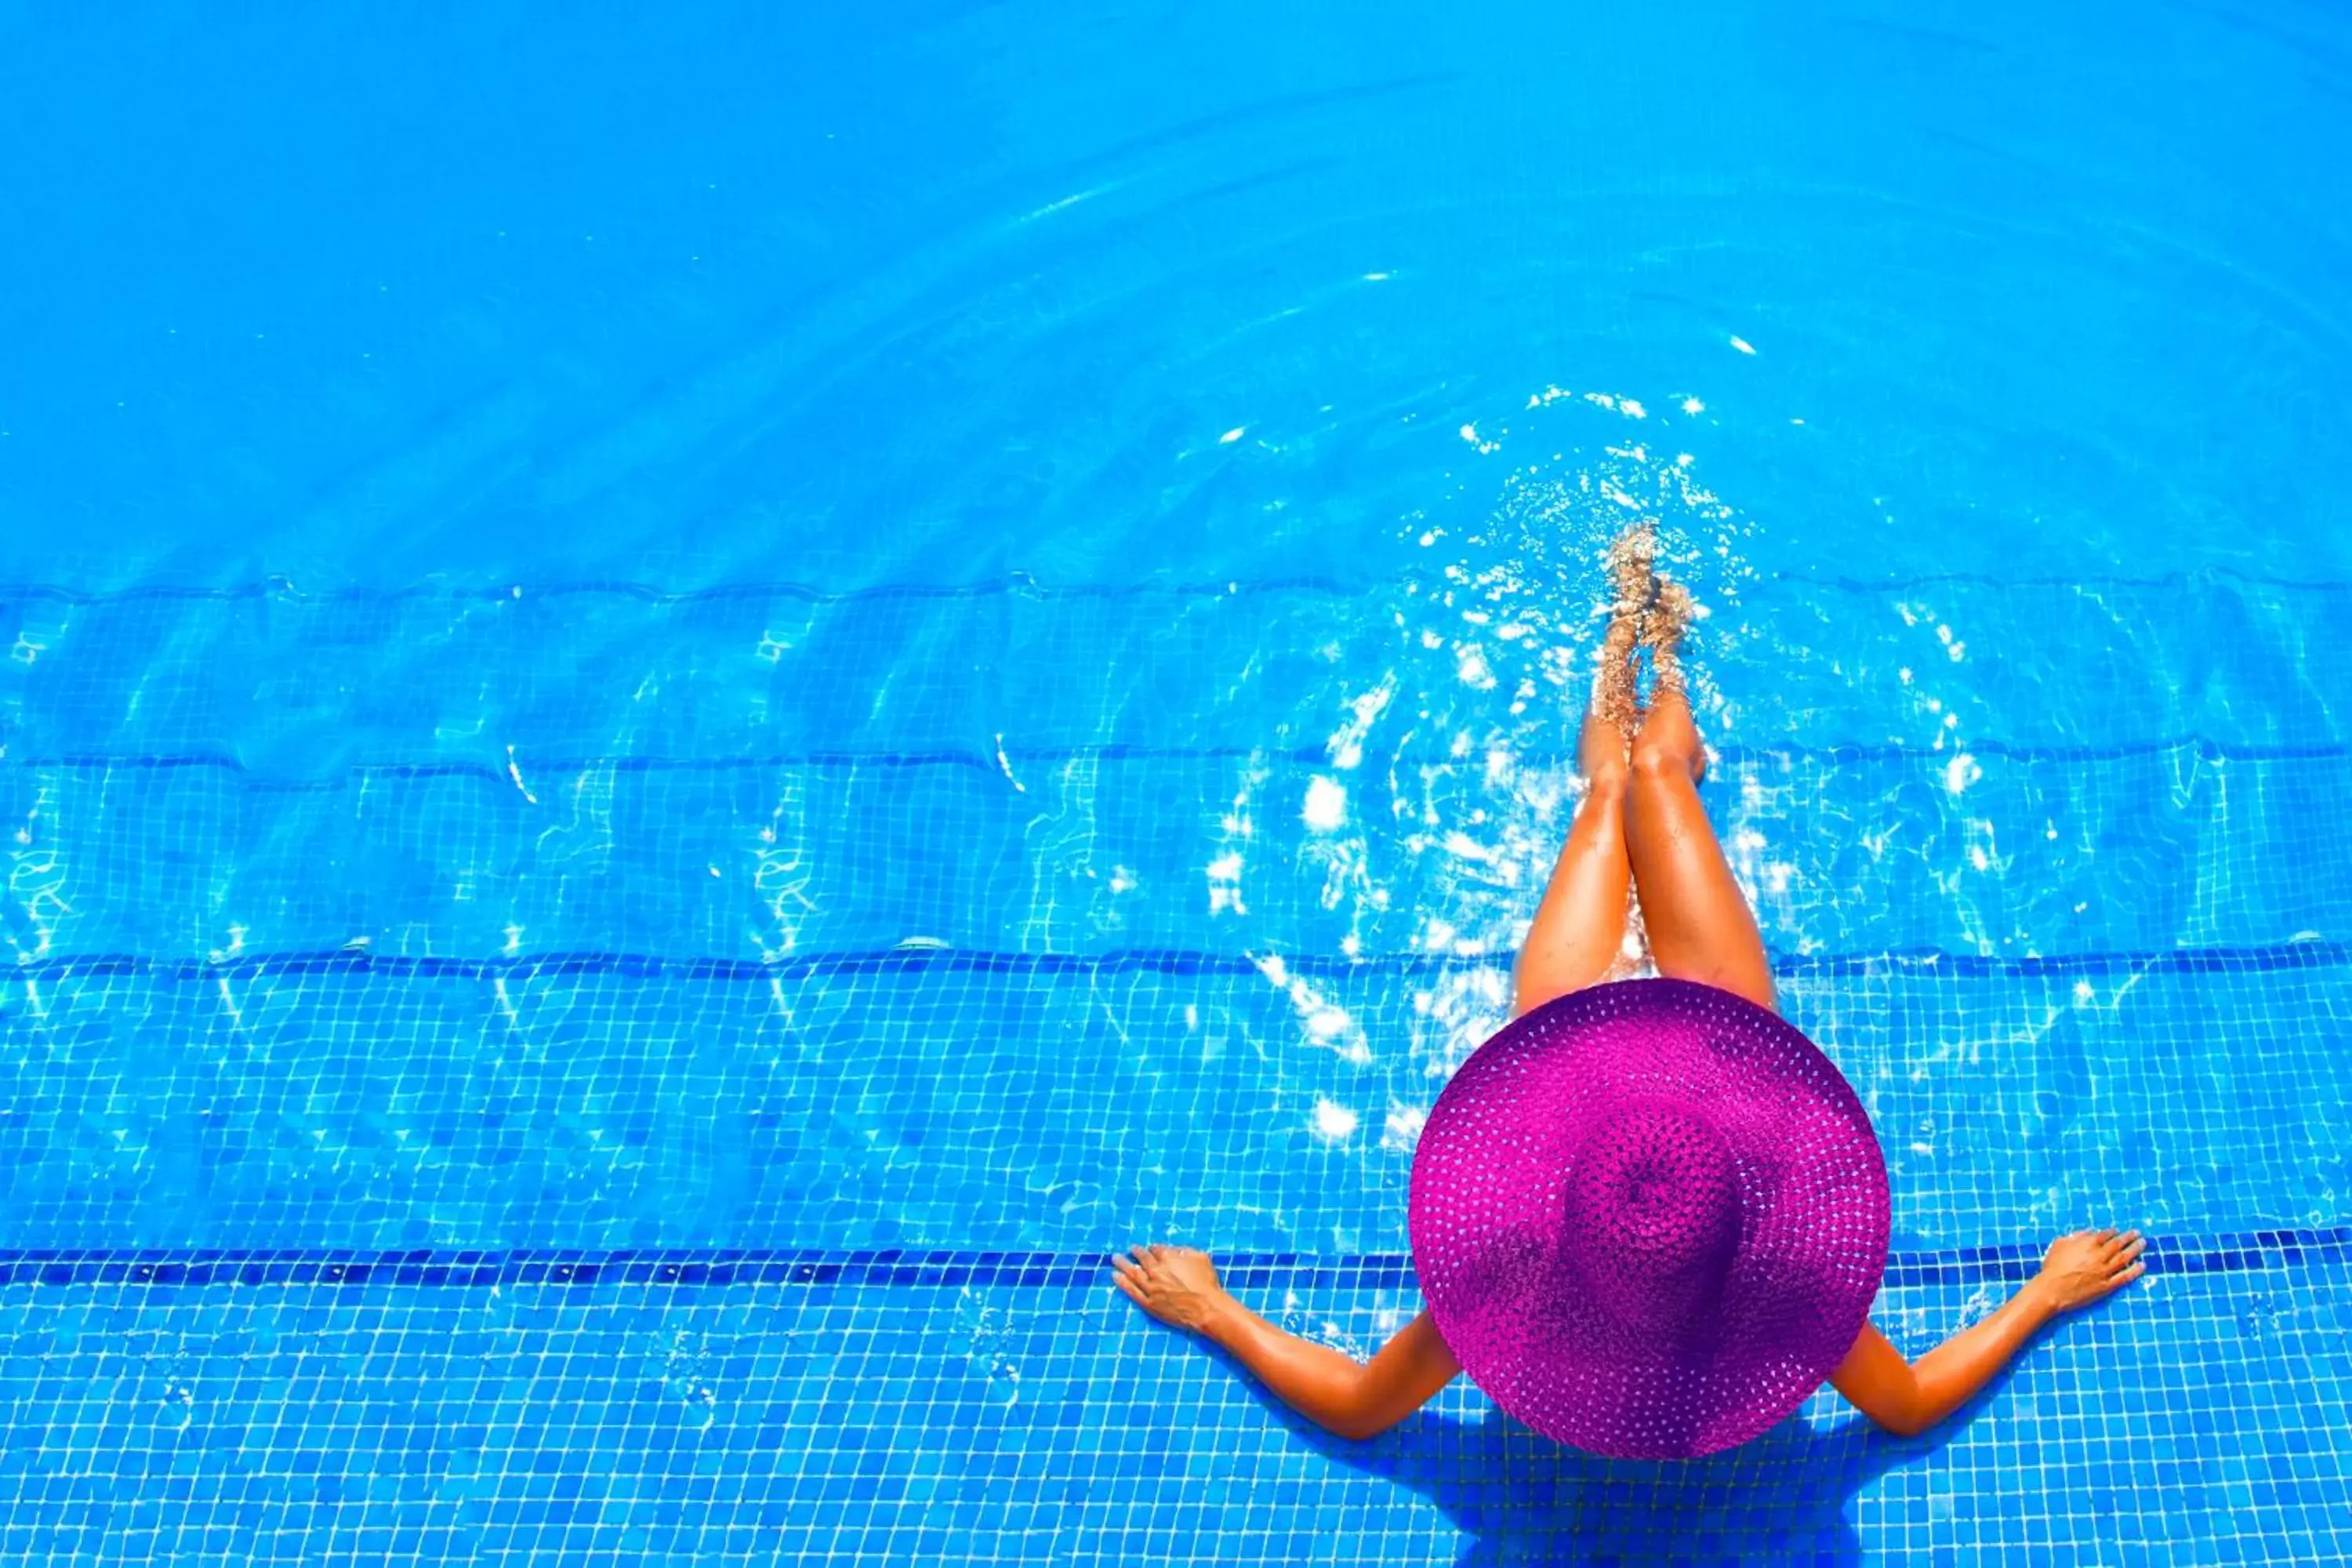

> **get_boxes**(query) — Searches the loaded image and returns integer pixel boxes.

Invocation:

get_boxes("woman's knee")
[1628,735,1700,785]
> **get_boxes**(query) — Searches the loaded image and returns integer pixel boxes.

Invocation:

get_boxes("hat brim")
[1408,978,1889,1459]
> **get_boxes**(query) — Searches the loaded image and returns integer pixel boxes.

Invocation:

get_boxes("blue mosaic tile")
[1,958,2347,1258]
[0,1254,2339,1562]
[3,8,2350,1545]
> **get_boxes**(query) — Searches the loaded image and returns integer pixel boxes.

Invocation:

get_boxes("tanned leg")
[1623,578,1777,1012]
[1109,528,1675,1436]
[1510,525,1653,1018]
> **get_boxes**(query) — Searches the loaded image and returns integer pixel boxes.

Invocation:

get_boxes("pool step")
[2,743,2343,964]
[0,958,2342,1255]
[3,572,2346,764]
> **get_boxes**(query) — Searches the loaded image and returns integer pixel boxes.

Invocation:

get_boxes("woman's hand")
[1111,1244,1234,1333]
[2027,1228,2147,1312]
[1834,1224,2147,1436]
[1109,1245,1462,1439]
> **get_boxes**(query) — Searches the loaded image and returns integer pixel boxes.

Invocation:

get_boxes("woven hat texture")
[1408,978,1889,1458]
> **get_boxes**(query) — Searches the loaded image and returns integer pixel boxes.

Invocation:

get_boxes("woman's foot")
[1607,519,1657,618]
[1592,523,1655,750]
[1643,575,1697,699]
[1632,575,1707,784]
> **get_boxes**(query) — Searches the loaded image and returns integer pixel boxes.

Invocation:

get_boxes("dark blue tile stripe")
[4,745,1334,786]
[0,1229,2338,1290]
[5,564,2351,606]
[0,573,1370,606]
[5,939,2348,988]
[4,733,2349,786]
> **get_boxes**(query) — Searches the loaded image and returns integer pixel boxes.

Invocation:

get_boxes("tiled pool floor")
[0,1244,2343,1564]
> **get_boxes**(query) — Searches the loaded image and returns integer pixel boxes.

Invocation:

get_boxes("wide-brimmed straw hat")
[1408,978,1889,1459]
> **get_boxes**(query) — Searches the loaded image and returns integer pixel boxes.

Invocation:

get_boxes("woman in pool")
[1112,526,2144,1450]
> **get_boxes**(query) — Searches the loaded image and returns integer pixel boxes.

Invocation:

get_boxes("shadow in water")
[1275,1393,1955,1565]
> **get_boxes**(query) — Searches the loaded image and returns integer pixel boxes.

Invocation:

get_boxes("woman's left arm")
[1831,1227,2145,1437]
[1112,1244,1460,1440]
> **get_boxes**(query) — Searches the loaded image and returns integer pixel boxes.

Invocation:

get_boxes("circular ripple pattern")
[1409,978,1889,1459]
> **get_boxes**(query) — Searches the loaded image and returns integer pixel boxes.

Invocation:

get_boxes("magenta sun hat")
[1408,978,1889,1460]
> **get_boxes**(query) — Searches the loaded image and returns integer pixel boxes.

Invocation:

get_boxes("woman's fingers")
[1111,1253,1143,1280]
[2096,1232,2148,1296]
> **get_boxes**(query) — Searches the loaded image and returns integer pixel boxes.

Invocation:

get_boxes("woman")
[1112,527,2144,1447]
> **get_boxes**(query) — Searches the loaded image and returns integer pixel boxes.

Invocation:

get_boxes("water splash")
[954,1289,1022,1406]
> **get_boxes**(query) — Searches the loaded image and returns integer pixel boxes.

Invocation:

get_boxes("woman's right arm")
[1831,1227,2146,1437]
[1112,1244,1461,1439]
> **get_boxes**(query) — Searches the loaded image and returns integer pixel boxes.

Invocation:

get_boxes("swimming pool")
[3,0,2350,1560]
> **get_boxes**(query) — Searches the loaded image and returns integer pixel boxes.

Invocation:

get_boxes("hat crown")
[1563,1100,1740,1323]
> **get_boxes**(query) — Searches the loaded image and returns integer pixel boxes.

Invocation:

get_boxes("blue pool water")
[5,0,2352,1561]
